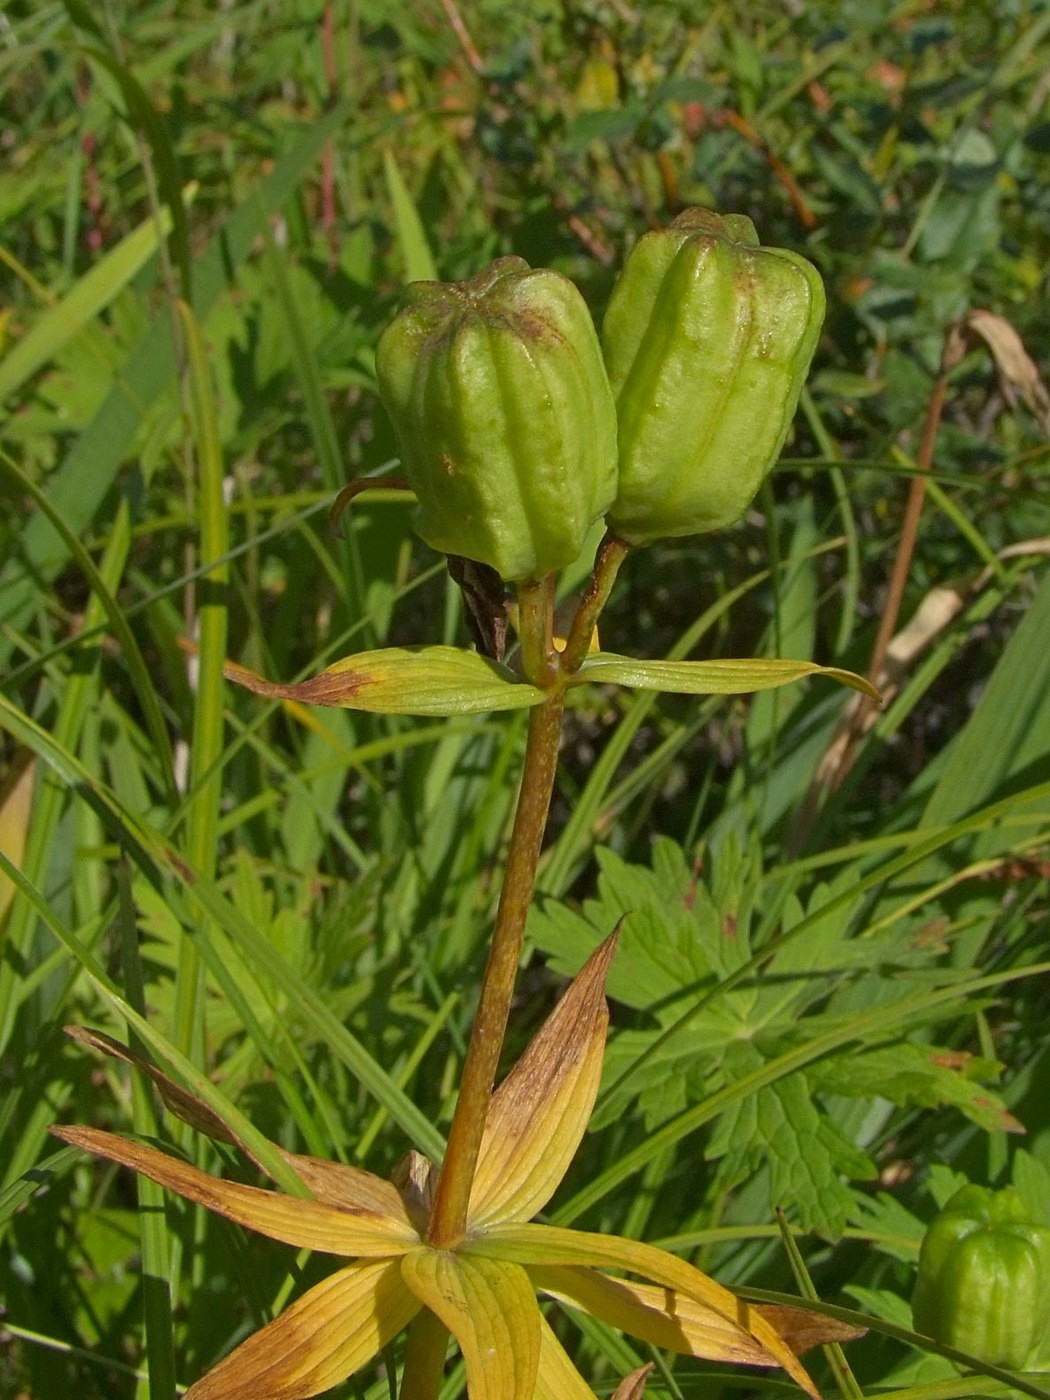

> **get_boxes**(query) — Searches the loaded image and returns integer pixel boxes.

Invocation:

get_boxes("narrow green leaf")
[921,570,1050,837]
[0,450,178,804]
[80,42,193,299]
[383,147,439,281]
[774,1209,865,1400]
[571,651,879,699]
[173,300,229,1061]
[0,202,180,403]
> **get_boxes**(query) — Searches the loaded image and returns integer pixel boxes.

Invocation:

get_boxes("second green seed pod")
[602,208,826,546]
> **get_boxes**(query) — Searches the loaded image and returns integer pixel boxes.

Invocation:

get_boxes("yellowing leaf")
[532,1264,776,1364]
[51,1125,419,1255]
[401,1249,540,1400]
[572,652,879,700]
[535,1316,602,1400]
[469,932,618,1228]
[62,1027,410,1219]
[183,1259,419,1400]
[469,1222,818,1398]
[220,645,547,716]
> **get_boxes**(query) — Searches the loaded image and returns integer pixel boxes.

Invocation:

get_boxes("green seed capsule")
[375,257,618,583]
[912,1184,1050,1369]
[602,208,826,545]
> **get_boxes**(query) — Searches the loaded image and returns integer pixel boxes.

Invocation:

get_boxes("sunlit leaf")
[534,1317,602,1400]
[401,1249,541,1400]
[470,1222,818,1397]
[63,1027,410,1217]
[571,651,878,699]
[469,932,618,1227]
[51,1126,418,1255]
[0,751,34,927]
[221,645,547,716]
[532,1263,776,1364]
[183,1260,419,1400]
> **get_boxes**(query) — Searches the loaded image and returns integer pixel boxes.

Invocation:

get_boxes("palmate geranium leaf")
[529,834,1019,1238]
[529,838,751,1009]
[528,839,763,1127]
[705,1047,877,1238]
[811,1043,1022,1136]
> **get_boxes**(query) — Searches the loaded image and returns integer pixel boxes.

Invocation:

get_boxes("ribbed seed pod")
[602,208,826,545]
[375,257,618,583]
[913,1184,1050,1369]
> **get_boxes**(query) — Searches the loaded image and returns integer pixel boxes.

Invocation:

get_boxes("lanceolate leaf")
[183,1260,419,1400]
[469,932,618,1228]
[531,1264,777,1363]
[50,1126,419,1255]
[401,1250,541,1400]
[63,1027,412,1216]
[535,1317,604,1400]
[469,1222,818,1398]
[221,646,547,716]
[571,651,878,698]
[612,1364,655,1400]
[535,1264,864,1361]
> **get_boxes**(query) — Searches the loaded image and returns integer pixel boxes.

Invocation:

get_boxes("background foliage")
[2,1,1049,1397]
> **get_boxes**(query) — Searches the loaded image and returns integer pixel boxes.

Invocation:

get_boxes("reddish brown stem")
[426,692,565,1246]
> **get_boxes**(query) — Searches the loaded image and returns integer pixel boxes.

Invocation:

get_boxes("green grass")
[2,1,1049,1396]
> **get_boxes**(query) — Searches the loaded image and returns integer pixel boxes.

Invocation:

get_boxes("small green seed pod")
[602,208,826,545]
[912,1184,1050,1369]
[375,257,618,583]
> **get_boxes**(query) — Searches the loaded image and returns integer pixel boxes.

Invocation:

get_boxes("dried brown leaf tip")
[611,1361,655,1400]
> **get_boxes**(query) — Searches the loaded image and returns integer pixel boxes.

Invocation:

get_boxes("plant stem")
[399,1310,449,1400]
[517,574,558,688]
[560,531,631,675]
[427,686,565,1246]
